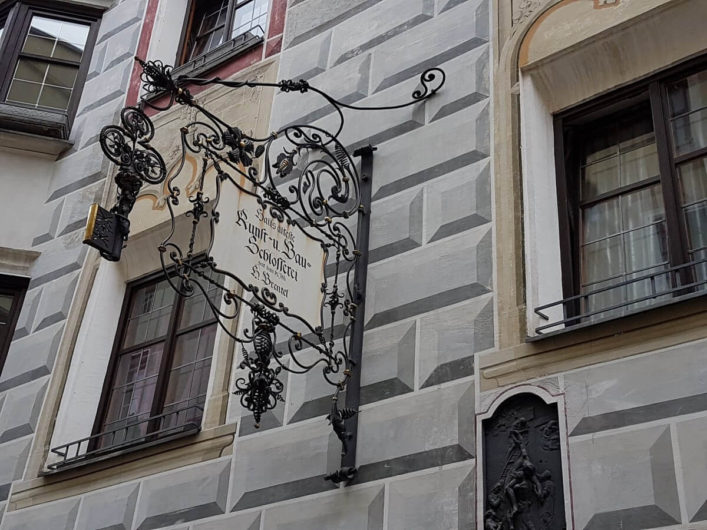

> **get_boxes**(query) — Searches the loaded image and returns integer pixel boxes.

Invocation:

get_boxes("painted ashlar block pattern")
[0,0,148,517]
[74,481,140,530]
[222,0,491,523]
[263,0,492,421]
[0,460,478,530]
[571,426,681,529]
[564,338,707,529]
[1,0,492,528]
[475,338,707,530]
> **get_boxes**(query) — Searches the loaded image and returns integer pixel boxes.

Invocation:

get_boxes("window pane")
[189,35,210,59]
[215,3,229,26]
[6,80,41,106]
[179,273,223,328]
[684,202,707,253]
[23,16,89,61]
[9,58,80,111]
[623,223,669,272]
[45,63,78,88]
[625,265,671,308]
[668,70,707,118]
[581,102,654,201]
[584,142,617,164]
[101,343,165,442]
[621,185,665,230]
[233,1,255,33]
[52,40,84,62]
[23,35,55,56]
[28,16,63,39]
[0,294,12,316]
[582,156,619,200]
[692,248,707,287]
[233,0,268,38]
[678,157,707,205]
[38,85,72,110]
[581,235,623,285]
[171,325,216,368]
[582,278,625,320]
[678,157,707,256]
[186,0,229,61]
[206,26,226,51]
[161,325,216,429]
[14,58,48,83]
[123,280,176,348]
[671,108,707,157]
[619,140,659,187]
[582,197,620,243]
[0,294,13,347]
[668,67,707,157]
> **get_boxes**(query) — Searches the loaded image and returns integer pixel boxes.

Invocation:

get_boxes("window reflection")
[6,15,90,111]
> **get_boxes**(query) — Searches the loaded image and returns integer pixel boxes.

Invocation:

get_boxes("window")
[0,1,99,139]
[6,15,90,111]
[177,0,268,67]
[0,275,28,377]
[91,271,222,452]
[555,59,707,324]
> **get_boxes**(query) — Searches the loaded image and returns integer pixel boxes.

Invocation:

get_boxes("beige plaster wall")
[519,0,675,68]
[524,0,707,112]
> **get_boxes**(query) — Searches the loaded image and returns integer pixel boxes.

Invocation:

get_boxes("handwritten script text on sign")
[213,186,325,327]
[236,206,314,298]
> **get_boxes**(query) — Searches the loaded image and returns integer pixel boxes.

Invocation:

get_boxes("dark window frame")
[0,274,29,377]
[0,0,101,139]
[90,269,218,451]
[554,54,707,319]
[175,0,266,68]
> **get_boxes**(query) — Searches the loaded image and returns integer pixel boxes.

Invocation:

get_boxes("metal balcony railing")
[47,405,203,471]
[533,258,707,337]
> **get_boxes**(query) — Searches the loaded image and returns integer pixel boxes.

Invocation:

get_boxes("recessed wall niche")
[483,393,566,530]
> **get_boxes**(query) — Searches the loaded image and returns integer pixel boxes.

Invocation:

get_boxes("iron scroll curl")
[92,59,445,475]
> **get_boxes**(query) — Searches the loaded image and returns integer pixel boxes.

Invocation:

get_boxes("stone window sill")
[142,33,264,107]
[478,296,706,392]
[0,104,74,159]
[527,290,707,343]
[8,423,236,512]
[174,32,263,80]
[0,247,40,277]
[42,428,200,476]
[0,103,71,139]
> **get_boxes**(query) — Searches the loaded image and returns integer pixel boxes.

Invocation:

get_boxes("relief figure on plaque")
[483,393,565,530]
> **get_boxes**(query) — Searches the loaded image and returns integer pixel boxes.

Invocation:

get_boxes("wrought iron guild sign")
[86,58,445,482]
[483,394,566,530]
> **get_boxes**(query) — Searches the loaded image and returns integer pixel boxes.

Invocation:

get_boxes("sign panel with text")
[212,184,325,328]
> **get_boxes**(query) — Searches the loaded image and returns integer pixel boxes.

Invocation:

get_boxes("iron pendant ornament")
[87,58,445,483]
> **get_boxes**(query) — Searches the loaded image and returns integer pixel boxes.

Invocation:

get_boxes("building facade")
[0,0,704,529]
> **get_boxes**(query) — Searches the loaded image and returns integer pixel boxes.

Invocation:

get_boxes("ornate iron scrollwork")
[483,394,566,530]
[90,58,445,480]
[85,107,169,261]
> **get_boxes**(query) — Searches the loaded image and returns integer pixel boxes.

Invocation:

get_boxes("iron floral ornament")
[87,58,445,482]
